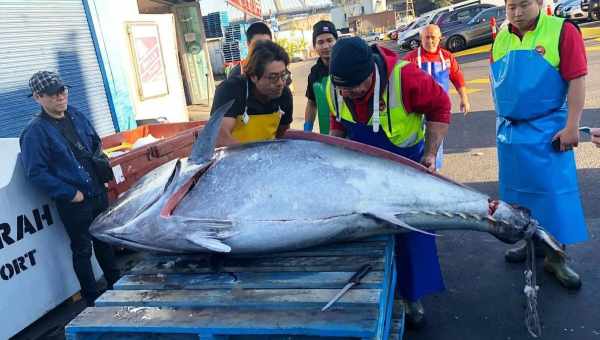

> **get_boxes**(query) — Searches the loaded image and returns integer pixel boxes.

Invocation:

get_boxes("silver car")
[554,0,589,20]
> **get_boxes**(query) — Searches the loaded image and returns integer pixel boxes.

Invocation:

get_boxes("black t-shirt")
[43,110,105,192]
[211,76,293,126]
[305,58,330,102]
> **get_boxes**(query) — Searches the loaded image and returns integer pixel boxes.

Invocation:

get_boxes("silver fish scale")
[174,140,488,222]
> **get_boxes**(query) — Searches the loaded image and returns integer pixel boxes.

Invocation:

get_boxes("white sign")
[0,139,101,339]
[128,23,170,100]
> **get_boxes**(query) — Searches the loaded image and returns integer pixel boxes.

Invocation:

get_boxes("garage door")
[0,0,115,138]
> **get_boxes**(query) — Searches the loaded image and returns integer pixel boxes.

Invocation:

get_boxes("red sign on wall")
[227,0,262,18]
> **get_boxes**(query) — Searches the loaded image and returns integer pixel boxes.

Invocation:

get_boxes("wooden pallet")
[65,237,404,339]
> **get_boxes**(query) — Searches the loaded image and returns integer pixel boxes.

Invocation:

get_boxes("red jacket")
[330,45,451,133]
[403,47,466,90]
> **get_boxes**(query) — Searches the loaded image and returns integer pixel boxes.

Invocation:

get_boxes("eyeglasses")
[44,86,69,98]
[265,71,291,84]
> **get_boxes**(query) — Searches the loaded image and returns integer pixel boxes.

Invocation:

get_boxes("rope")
[524,238,542,338]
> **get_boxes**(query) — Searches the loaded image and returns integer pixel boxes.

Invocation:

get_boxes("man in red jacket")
[326,37,451,328]
[404,24,470,169]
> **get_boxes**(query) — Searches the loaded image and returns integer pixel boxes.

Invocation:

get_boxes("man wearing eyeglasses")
[19,71,120,307]
[326,37,451,329]
[212,40,293,146]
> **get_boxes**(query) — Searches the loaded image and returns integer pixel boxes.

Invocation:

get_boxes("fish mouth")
[488,200,565,256]
[487,200,536,244]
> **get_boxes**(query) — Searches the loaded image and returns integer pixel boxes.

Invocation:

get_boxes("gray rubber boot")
[405,299,426,330]
[543,246,582,290]
[504,240,546,263]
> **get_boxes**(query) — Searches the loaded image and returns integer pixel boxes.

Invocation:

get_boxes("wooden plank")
[96,288,381,309]
[129,256,385,274]
[66,306,378,338]
[114,271,385,290]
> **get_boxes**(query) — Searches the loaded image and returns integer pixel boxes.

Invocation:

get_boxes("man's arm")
[216,117,240,147]
[276,124,290,138]
[20,128,79,201]
[590,127,600,147]
[422,121,449,171]
[304,100,317,131]
[553,76,585,150]
[401,63,451,170]
[449,54,470,114]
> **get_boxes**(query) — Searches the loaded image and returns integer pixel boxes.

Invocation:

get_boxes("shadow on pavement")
[444,108,600,154]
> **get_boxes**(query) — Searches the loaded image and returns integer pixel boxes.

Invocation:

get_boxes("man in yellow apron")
[212,40,293,146]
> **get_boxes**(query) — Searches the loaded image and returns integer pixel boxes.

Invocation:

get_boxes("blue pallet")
[65,237,403,340]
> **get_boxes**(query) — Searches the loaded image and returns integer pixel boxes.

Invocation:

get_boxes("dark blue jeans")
[56,193,120,303]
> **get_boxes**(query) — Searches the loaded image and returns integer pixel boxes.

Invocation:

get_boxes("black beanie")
[312,20,338,46]
[330,37,374,87]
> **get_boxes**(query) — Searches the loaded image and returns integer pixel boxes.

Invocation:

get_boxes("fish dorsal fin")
[186,231,232,253]
[189,99,235,164]
[363,210,439,237]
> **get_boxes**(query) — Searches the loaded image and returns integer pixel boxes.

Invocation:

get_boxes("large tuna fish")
[92,101,557,337]
[91,101,561,256]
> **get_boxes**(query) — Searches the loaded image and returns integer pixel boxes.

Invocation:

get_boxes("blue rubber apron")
[418,48,450,169]
[490,42,588,244]
[336,67,445,301]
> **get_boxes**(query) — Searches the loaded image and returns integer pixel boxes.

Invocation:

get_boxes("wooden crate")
[65,237,404,339]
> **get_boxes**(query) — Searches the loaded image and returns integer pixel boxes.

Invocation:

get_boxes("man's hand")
[553,125,579,152]
[420,153,437,172]
[460,95,471,115]
[591,128,600,148]
[71,190,84,203]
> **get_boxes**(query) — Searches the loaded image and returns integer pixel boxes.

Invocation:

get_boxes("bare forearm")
[276,125,290,138]
[330,129,346,138]
[566,76,585,129]
[424,121,449,157]
[217,128,239,147]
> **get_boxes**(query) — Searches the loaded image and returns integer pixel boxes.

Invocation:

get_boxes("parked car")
[434,4,495,30]
[397,13,436,49]
[555,0,589,20]
[581,0,600,20]
[399,4,496,50]
[363,31,384,42]
[441,6,506,52]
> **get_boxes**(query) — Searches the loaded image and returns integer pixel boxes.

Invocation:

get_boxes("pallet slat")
[66,306,378,338]
[129,256,385,274]
[96,288,381,308]
[115,271,385,290]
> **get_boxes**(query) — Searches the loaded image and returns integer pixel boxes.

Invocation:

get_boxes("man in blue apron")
[326,37,452,328]
[404,24,471,169]
[491,0,588,289]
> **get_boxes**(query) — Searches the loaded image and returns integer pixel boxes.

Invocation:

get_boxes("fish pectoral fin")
[186,232,232,253]
[363,211,439,237]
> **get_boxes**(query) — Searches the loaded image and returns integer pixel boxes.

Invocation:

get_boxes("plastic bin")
[101,121,206,202]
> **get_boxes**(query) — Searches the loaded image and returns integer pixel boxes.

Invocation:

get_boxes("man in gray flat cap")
[20,71,120,306]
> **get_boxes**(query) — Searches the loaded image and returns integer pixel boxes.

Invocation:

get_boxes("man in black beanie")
[304,20,338,133]
[325,36,452,329]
